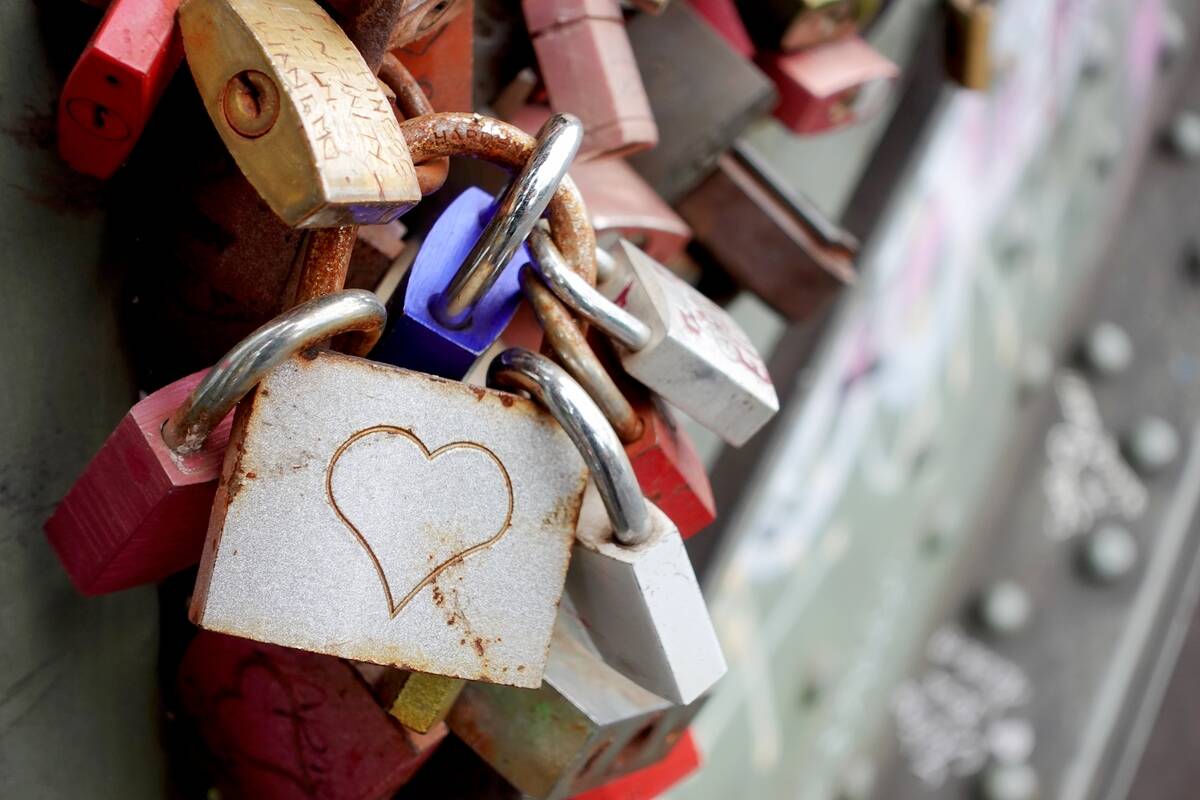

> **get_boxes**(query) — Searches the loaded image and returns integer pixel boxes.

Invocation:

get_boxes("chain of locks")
[39,0,966,795]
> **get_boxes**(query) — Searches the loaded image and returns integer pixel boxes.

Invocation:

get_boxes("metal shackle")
[519,266,644,444]
[487,348,652,546]
[162,290,387,454]
[528,227,652,352]
[430,113,584,329]
[398,112,598,287]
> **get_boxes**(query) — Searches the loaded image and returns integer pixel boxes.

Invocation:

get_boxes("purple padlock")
[371,115,583,379]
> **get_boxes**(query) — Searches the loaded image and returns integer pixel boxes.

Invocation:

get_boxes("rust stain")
[245,471,257,479]
[431,585,445,607]
[473,637,485,657]
[499,395,514,407]
[468,386,486,400]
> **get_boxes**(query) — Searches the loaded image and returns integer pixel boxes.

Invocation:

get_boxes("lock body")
[567,486,726,704]
[524,0,657,158]
[448,605,673,799]
[611,241,779,447]
[758,35,899,134]
[44,370,231,595]
[945,0,993,90]
[574,729,702,800]
[392,0,475,112]
[178,631,444,800]
[191,350,588,686]
[677,149,857,321]
[626,0,776,202]
[686,0,756,57]
[626,390,716,539]
[371,187,531,379]
[58,0,185,178]
[179,0,422,227]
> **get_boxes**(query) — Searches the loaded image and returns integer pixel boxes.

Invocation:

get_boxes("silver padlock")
[448,598,700,800]
[487,351,728,704]
[530,229,778,446]
[190,341,604,687]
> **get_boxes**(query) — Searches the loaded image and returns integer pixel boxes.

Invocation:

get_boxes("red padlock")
[58,0,185,178]
[44,292,385,595]
[572,730,702,800]
[178,631,445,800]
[523,0,657,158]
[758,35,899,134]
[521,268,717,538]
[509,104,691,264]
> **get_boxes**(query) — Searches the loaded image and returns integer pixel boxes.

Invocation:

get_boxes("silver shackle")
[488,348,652,546]
[528,226,652,351]
[163,290,387,454]
[430,113,584,329]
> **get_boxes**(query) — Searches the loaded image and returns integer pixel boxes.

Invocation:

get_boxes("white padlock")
[530,228,779,446]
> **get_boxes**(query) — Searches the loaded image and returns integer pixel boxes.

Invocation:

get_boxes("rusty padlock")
[190,347,636,686]
[523,0,658,158]
[522,268,716,537]
[44,292,385,595]
[391,0,475,111]
[57,0,185,178]
[530,231,778,446]
[178,631,445,800]
[447,600,673,799]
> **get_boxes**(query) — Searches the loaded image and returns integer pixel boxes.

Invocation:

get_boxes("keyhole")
[91,103,109,131]
[221,69,281,139]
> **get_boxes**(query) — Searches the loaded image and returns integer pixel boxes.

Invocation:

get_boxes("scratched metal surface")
[0,2,165,797]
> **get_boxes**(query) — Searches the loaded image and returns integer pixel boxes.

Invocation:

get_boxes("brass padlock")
[179,0,422,227]
[945,0,993,90]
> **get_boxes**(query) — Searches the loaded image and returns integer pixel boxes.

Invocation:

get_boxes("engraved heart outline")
[325,425,514,619]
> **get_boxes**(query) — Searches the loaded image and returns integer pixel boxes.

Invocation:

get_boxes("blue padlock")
[372,113,584,379]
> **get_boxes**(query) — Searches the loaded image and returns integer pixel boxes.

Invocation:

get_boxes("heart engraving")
[325,425,514,619]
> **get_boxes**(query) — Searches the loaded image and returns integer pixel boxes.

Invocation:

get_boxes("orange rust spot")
[446,615,456,625]
[468,386,486,400]
[473,637,485,657]
[499,395,514,407]
[431,586,445,607]
[245,471,257,479]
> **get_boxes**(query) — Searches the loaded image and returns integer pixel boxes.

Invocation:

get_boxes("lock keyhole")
[222,69,281,139]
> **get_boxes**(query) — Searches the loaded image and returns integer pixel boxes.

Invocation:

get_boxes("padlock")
[57,0,185,178]
[179,0,422,227]
[734,0,874,52]
[522,268,716,537]
[676,147,857,321]
[530,231,778,446]
[386,671,467,733]
[573,729,702,800]
[509,104,692,264]
[625,0,776,202]
[44,291,386,595]
[190,347,634,686]
[178,631,445,800]
[391,0,475,112]
[523,0,658,158]
[369,113,583,378]
[447,600,673,800]
[758,34,899,134]
[944,0,993,90]
[537,415,726,703]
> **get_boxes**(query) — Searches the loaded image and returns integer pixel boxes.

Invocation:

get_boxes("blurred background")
[4,0,1200,797]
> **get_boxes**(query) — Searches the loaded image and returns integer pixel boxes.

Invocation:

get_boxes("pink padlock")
[523,0,657,158]
[509,104,690,263]
[758,35,898,135]
[44,291,385,595]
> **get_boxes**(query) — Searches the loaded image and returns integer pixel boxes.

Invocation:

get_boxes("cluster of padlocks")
[39,0,834,796]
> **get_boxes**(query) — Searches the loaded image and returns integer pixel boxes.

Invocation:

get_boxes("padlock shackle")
[528,228,653,352]
[398,113,597,287]
[429,113,584,330]
[488,348,652,546]
[519,267,644,444]
[162,290,387,455]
